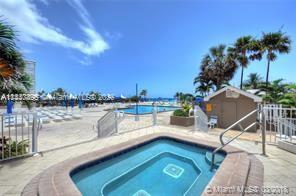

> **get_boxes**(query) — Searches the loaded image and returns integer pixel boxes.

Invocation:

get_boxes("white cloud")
[105,31,122,40]
[0,0,109,56]
[79,56,92,66]
[21,48,34,54]
[66,0,93,28]
[39,0,49,6]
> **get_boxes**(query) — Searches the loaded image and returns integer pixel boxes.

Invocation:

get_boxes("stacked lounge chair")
[4,115,25,127]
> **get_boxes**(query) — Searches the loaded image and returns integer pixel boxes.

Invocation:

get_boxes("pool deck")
[0,110,296,195]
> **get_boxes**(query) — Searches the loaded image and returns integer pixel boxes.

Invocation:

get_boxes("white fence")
[192,103,296,145]
[262,104,296,143]
[0,112,39,161]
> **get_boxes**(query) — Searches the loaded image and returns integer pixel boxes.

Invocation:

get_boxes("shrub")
[182,104,191,113]
[173,109,189,117]
[0,137,29,159]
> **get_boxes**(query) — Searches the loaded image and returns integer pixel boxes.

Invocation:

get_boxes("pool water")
[71,139,225,196]
[119,105,179,114]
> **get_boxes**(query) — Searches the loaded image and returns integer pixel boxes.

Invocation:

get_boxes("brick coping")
[22,132,264,196]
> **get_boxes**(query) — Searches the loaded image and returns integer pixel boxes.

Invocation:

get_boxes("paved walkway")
[38,110,174,151]
[0,109,174,152]
[1,125,296,195]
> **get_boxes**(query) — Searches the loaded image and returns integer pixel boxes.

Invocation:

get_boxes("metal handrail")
[97,110,125,138]
[219,109,258,145]
[97,110,114,124]
[211,109,261,170]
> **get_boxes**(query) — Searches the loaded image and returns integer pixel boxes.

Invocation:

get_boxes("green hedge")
[173,109,189,117]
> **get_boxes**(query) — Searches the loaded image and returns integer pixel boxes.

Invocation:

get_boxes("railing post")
[261,109,266,156]
[1,115,4,160]
[194,106,198,131]
[153,104,157,126]
[211,153,215,171]
[114,110,119,134]
[97,121,101,138]
[32,113,38,154]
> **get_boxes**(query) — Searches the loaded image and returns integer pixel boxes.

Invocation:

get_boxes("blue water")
[71,139,225,196]
[119,105,179,114]
[103,152,200,196]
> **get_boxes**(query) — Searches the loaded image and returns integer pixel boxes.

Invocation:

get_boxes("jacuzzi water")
[71,139,225,196]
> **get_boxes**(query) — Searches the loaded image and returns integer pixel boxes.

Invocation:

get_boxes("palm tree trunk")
[266,59,270,89]
[240,67,244,89]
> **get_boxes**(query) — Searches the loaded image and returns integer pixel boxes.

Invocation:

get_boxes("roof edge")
[203,86,262,102]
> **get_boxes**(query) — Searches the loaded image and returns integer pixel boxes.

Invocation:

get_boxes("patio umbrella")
[46,93,53,106]
[65,97,68,109]
[46,93,53,100]
[78,96,83,109]
[70,99,75,108]
[7,100,13,114]
[120,94,126,99]
[195,97,205,111]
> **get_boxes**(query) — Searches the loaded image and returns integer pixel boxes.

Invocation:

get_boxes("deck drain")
[163,163,184,178]
[133,190,151,196]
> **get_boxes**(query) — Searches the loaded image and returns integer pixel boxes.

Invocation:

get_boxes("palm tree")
[88,91,101,102]
[140,89,147,99]
[0,20,32,93]
[197,44,237,91]
[174,92,183,103]
[183,93,194,104]
[251,31,291,88]
[194,74,213,96]
[195,84,209,97]
[38,90,46,96]
[261,79,287,103]
[244,73,263,89]
[0,19,16,51]
[229,36,253,89]
[51,88,67,96]
[278,83,296,107]
[174,92,194,104]
[139,89,147,102]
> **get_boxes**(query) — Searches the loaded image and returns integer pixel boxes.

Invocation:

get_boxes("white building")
[25,60,36,93]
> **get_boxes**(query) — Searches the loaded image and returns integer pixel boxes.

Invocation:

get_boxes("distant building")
[25,60,36,93]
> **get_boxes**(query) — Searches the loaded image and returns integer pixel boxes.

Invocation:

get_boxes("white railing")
[261,104,296,143]
[194,105,208,132]
[97,110,125,138]
[0,112,39,161]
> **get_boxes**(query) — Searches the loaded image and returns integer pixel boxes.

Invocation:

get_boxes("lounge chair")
[52,115,63,122]
[4,116,25,127]
[43,112,55,119]
[62,113,72,120]
[276,134,287,138]
[39,116,50,124]
[208,116,218,128]
[72,112,82,119]
[25,113,50,125]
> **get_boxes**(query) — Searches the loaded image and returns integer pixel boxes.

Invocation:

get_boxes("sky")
[0,0,295,97]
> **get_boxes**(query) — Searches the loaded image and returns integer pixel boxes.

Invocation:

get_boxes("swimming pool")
[71,138,225,196]
[119,105,179,114]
